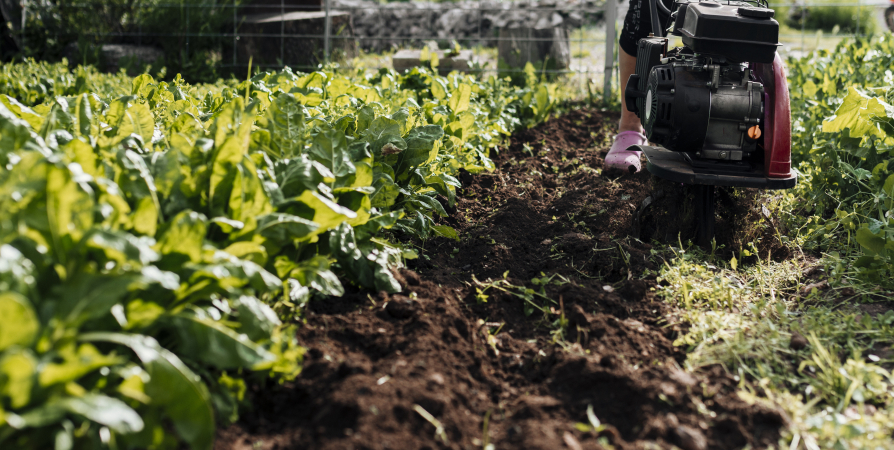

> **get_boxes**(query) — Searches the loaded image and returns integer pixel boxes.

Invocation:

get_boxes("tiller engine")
[625,0,796,245]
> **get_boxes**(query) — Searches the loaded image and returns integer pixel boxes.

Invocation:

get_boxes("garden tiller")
[625,0,797,245]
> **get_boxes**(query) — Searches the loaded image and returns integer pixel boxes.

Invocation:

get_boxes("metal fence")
[1,0,891,99]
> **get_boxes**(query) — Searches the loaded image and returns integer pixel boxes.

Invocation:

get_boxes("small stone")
[427,372,446,386]
[674,425,707,450]
[562,431,583,450]
[790,331,808,350]
[669,368,697,387]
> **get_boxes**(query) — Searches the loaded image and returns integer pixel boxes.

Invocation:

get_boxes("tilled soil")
[216,108,786,450]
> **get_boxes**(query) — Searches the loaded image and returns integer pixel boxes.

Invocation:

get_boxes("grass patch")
[656,241,894,448]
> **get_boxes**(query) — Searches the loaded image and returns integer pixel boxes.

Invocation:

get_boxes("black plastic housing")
[678,2,779,63]
[625,37,666,117]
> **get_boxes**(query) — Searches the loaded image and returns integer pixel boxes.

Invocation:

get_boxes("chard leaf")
[0,292,38,351]
[266,93,306,158]
[308,129,356,179]
[80,332,215,450]
[166,311,277,370]
[57,394,143,434]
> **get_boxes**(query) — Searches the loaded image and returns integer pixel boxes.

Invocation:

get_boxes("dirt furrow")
[216,108,785,450]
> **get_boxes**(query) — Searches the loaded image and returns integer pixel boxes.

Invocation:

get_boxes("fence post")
[20,0,27,58]
[282,0,285,66]
[233,0,238,67]
[578,0,584,99]
[800,0,805,52]
[478,0,483,49]
[324,0,331,65]
[186,0,190,61]
[603,0,617,104]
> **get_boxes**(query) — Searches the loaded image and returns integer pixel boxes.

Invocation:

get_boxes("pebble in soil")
[216,108,786,450]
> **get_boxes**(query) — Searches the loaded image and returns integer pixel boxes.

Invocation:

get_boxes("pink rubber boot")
[605,130,647,173]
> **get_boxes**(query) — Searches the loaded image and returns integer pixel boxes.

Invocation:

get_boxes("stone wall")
[333,0,604,51]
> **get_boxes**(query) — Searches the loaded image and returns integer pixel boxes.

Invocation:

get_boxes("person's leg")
[618,49,644,134]
[606,0,651,172]
[606,48,648,172]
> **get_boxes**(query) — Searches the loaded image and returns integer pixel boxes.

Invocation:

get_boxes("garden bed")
[215,109,785,450]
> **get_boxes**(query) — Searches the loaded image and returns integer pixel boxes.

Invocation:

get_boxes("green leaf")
[72,93,94,137]
[431,225,459,240]
[308,129,356,179]
[88,230,159,266]
[58,394,144,434]
[192,257,282,293]
[106,98,155,145]
[209,99,255,213]
[157,211,208,263]
[802,80,818,98]
[45,165,94,250]
[431,78,447,100]
[0,95,44,130]
[229,160,272,225]
[856,226,887,255]
[884,173,894,198]
[275,255,344,297]
[80,333,215,450]
[363,116,405,156]
[448,84,472,114]
[38,343,122,387]
[0,292,38,351]
[166,311,277,370]
[372,169,400,209]
[291,190,358,235]
[398,125,444,173]
[277,155,334,198]
[266,93,306,158]
[0,349,37,408]
[822,87,887,141]
[56,274,142,325]
[257,213,320,242]
[235,295,281,340]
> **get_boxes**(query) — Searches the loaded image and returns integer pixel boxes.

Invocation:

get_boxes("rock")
[386,297,419,319]
[392,48,475,74]
[790,331,808,350]
[236,11,356,69]
[427,372,446,386]
[673,425,707,450]
[668,368,697,387]
[332,0,604,52]
[562,431,583,450]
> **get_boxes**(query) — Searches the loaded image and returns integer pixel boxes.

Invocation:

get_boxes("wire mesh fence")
[0,0,890,91]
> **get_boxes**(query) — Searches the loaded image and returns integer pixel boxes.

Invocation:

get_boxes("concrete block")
[392,49,474,75]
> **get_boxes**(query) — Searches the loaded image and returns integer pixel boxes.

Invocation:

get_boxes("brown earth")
[216,108,787,450]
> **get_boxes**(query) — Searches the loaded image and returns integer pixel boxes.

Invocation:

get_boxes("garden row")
[0,60,556,449]
[785,35,894,283]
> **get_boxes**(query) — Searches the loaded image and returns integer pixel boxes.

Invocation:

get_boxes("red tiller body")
[755,54,793,179]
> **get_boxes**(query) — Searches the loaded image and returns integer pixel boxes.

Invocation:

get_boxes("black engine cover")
[642,65,710,152]
[676,2,780,63]
[626,37,666,119]
[626,44,765,160]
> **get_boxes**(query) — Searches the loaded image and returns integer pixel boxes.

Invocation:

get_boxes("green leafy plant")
[785,35,894,284]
